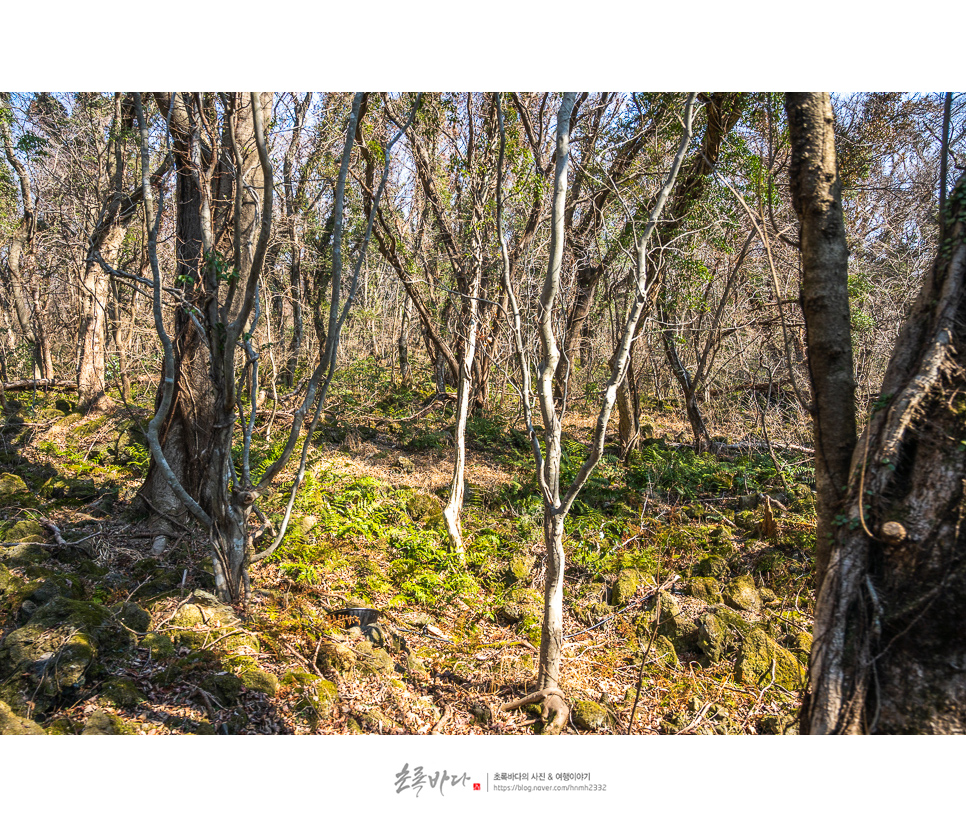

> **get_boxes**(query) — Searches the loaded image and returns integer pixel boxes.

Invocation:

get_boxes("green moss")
[0,473,31,507]
[648,634,679,668]
[0,699,45,734]
[69,414,109,438]
[723,575,761,612]
[688,576,723,604]
[406,493,444,526]
[82,709,136,735]
[692,555,729,578]
[611,569,639,607]
[203,672,243,706]
[697,613,731,663]
[498,586,542,623]
[350,641,395,678]
[505,551,535,585]
[734,627,807,691]
[283,670,338,722]
[2,519,45,542]
[100,677,143,708]
[319,641,356,675]
[28,596,131,653]
[0,543,47,569]
[572,700,613,732]
[140,632,175,658]
[224,656,279,696]
[711,605,755,639]
[44,717,80,735]
[112,601,152,633]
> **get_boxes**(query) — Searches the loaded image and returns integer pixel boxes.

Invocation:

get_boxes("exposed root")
[430,703,453,734]
[500,687,570,734]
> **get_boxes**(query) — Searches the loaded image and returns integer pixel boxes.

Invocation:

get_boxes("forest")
[0,90,963,737]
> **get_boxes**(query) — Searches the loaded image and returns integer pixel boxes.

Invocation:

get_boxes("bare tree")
[501,92,697,731]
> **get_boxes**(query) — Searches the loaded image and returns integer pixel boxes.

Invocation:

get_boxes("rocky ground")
[0,387,815,735]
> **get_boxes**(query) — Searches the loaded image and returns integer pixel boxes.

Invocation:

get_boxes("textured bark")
[140,94,215,522]
[804,172,966,734]
[77,225,123,411]
[786,92,858,593]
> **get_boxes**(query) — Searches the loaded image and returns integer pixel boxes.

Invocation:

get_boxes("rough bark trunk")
[803,171,966,734]
[78,225,124,411]
[139,110,216,523]
[786,92,857,593]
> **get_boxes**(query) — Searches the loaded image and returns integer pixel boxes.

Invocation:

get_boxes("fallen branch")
[2,379,78,391]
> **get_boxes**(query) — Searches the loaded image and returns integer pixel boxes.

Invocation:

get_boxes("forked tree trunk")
[803,171,966,734]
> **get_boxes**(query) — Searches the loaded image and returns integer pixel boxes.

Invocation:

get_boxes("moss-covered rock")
[723,575,761,612]
[649,634,679,668]
[692,555,729,578]
[167,591,257,652]
[504,551,535,586]
[735,510,758,531]
[0,564,37,619]
[283,670,338,722]
[45,717,80,735]
[203,671,244,707]
[100,677,142,708]
[734,627,807,691]
[572,700,612,732]
[0,543,47,569]
[2,519,45,543]
[0,594,135,715]
[787,630,812,663]
[497,586,542,624]
[224,656,279,696]
[140,632,175,659]
[319,641,356,675]
[82,709,136,735]
[0,699,44,734]
[611,569,639,608]
[350,641,395,677]
[113,601,152,634]
[639,592,698,652]
[712,605,755,639]
[697,612,732,663]
[688,576,723,604]
[660,711,689,734]
[28,596,131,653]
[0,473,32,507]
[292,515,319,537]
[406,493,443,526]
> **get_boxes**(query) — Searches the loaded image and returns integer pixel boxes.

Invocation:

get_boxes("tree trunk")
[398,295,412,384]
[78,225,124,411]
[139,119,216,523]
[786,92,857,593]
[803,171,966,734]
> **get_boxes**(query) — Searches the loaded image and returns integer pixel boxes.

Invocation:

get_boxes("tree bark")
[803,171,966,734]
[786,92,857,593]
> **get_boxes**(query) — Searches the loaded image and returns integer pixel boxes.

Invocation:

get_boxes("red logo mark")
[473,784,481,791]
